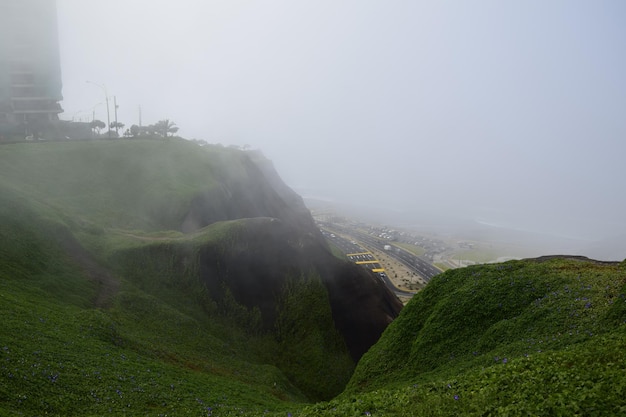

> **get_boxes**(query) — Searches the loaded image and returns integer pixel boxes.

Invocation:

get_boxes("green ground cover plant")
[1,141,624,416]
[0,187,299,415]
[333,257,626,415]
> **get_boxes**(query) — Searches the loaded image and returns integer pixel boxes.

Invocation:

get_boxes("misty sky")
[56,1,626,247]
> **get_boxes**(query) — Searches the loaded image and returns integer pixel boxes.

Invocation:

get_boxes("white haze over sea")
[56,1,626,261]
[302,190,626,262]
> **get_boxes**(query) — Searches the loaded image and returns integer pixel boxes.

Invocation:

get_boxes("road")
[321,222,442,282]
[320,228,419,299]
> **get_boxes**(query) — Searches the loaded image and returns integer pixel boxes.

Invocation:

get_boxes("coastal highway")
[377,271,416,298]
[320,229,416,298]
[321,230,383,272]
[321,223,441,282]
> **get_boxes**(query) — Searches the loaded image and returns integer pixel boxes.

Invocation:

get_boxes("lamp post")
[86,81,111,139]
[114,96,119,135]
[89,102,103,122]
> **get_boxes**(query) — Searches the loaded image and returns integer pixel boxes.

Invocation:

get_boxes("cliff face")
[0,139,402,401]
[196,217,402,362]
[181,150,317,234]
[175,147,403,362]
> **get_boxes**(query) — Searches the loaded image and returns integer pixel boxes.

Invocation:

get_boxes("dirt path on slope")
[58,233,119,308]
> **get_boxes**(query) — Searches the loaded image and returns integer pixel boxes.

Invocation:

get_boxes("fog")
[56,1,626,259]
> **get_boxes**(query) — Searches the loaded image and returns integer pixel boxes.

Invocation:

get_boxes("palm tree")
[154,119,179,138]
[89,119,106,136]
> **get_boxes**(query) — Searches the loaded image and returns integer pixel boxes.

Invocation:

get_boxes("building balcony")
[10,74,35,85]
[11,99,63,114]
[11,95,52,101]
[11,86,45,98]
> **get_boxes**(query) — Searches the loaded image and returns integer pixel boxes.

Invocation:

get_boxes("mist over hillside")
[301,193,626,262]
[55,0,626,260]
[0,139,624,416]
[2,0,625,414]
[0,140,401,414]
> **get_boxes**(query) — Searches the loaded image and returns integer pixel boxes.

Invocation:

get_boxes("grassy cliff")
[2,139,623,416]
[305,257,626,416]
[0,139,400,415]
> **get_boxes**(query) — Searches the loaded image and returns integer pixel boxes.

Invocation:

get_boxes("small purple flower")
[365,412,371,416]
[502,358,508,364]
[584,302,592,309]
[454,395,460,401]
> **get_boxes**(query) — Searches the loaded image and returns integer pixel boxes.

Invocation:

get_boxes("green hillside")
[0,140,401,416]
[0,191,293,415]
[309,257,625,416]
[0,139,300,232]
[2,140,624,416]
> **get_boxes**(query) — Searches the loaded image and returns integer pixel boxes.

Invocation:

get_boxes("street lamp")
[90,102,103,122]
[113,96,119,136]
[86,81,111,139]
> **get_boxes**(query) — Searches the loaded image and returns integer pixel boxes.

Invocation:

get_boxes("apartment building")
[0,0,63,135]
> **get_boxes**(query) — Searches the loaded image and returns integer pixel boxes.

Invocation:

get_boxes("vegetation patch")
[274,273,354,401]
[2,141,623,415]
[392,242,427,257]
[298,330,625,416]
[333,257,626,415]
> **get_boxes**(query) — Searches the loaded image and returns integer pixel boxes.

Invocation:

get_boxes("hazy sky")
[56,1,626,249]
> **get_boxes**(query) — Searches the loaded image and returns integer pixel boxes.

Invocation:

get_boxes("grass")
[0,186,303,415]
[391,242,426,257]
[327,241,350,260]
[273,273,354,400]
[0,287,296,416]
[449,247,519,264]
[323,257,626,416]
[0,140,352,415]
[434,263,450,271]
[299,330,626,416]
[0,225,626,416]
[349,258,626,388]
[105,222,354,401]
[0,140,251,231]
[1,140,624,416]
